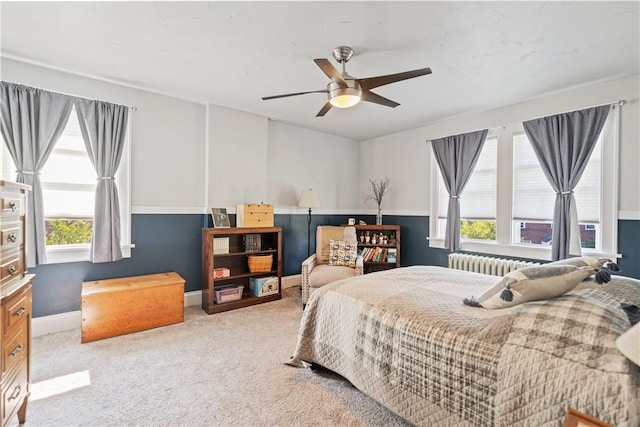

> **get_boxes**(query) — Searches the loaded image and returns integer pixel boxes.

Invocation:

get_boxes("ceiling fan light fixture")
[328,80,362,108]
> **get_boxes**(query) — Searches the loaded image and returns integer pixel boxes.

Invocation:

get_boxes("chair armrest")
[301,253,318,306]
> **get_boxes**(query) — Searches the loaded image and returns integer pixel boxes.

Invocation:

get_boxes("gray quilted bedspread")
[289,266,640,426]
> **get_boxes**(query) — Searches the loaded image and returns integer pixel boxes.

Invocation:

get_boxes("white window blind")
[513,131,602,223]
[437,136,497,220]
[40,107,96,219]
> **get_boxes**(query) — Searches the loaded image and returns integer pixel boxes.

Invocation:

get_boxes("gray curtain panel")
[523,105,610,260]
[431,129,488,251]
[75,98,128,263]
[0,82,73,267]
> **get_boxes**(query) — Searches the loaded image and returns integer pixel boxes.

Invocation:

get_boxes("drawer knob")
[8,265,17,275]
[9,201,17,212]
[12,306,26,317]
[7,233,17,242]
[9,344,22,357]
[8,384,21,401]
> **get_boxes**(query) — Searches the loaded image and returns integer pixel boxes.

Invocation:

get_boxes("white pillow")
[546,257,611,268]
[470,265,595,309]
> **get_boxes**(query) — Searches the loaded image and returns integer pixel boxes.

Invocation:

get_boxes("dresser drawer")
[1,360,28,427]
[1,327,27,378]
[1,287,30,338]
[0,195,21,216]
[0,224,21,251]
[0,253,22,289]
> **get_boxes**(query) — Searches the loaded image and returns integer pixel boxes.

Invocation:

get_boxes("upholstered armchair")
[301,225,363,307]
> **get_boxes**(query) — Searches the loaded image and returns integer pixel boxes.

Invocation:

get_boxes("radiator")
[448,253,540,276]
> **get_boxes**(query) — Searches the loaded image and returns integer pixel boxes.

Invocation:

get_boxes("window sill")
[44,243,135,264]
[428,238,619,261]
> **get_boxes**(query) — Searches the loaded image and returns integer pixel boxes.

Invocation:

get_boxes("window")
[434,135,497,241]
[1,106,132,264]
[430,107,619,261]
[512,131,602,250]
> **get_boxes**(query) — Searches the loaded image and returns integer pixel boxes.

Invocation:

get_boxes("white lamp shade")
[617,322,640,366]
[299,189,320,208]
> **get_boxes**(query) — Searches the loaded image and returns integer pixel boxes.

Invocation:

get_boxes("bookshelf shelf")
[354,224,400,274]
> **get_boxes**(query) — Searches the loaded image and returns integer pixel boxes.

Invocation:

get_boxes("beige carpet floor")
[9,287,409,427]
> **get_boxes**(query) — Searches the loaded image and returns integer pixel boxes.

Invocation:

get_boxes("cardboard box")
[213,267,230,278]
[213,237,229,254]
[249,276,279,297]
[236,203,274,227]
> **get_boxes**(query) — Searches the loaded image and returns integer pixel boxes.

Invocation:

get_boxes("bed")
[288,265,640,426]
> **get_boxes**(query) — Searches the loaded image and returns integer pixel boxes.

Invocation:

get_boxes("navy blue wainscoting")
[29,214,204,318]
[617,219,640,279]
[27,214,640,318]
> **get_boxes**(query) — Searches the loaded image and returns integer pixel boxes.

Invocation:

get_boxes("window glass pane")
[461,220,496,241]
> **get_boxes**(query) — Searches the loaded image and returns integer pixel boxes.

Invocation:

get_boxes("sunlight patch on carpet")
[31,370,91,401]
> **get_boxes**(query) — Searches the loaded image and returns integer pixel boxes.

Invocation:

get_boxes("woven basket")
[248,254,273,273]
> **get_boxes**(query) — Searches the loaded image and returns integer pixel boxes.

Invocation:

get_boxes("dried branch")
[362,177,390,208]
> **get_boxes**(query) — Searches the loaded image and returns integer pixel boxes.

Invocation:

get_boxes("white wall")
[1,58,207,214]
[207,105,269,209]
[361,75,640,219]
[267,121,360,213]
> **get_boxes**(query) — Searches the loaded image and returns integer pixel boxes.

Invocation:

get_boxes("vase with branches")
[363,177,390,225]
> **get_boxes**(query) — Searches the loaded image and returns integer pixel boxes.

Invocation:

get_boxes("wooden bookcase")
[201,227,282,314]
[354,224,400,274]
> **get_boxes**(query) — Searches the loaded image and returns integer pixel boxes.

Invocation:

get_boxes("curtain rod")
[425,99,626,143]
[2,80,138,111]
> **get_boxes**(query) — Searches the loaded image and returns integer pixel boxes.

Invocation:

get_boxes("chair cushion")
[316,226,357,263]
[309,264,357,289]
[328,239,358,267]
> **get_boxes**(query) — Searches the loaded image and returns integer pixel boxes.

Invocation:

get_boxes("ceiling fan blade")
[314,58,347,85]
[361,90,400,108]
[316,102,333,117]
[262,89,328,100]
[358,67,432,90]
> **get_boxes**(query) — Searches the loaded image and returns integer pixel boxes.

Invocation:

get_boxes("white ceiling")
[1,1,638,141]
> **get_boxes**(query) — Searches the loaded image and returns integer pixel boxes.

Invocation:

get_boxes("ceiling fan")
[262,46,432,117]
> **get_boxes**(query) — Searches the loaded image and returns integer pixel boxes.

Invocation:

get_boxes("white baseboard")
[33,310,82,337]
[282,274,301,289]
[32,275,302,337]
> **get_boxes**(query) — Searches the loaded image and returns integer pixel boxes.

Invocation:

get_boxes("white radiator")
[448,253,540,276]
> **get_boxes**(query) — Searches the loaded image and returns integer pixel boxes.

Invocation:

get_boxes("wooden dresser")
[0,181,34,427]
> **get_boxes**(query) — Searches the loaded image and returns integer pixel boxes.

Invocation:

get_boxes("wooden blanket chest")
[81,272,185,343]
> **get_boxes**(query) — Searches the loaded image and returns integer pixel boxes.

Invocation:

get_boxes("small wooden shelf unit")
[201,227,282,314]
[354,224,400,274]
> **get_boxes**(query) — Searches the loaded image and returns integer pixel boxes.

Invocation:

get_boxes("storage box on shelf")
[354,224,400,274]
[202,227,282,314]
[236,204,274,227]
[0,181,34,427]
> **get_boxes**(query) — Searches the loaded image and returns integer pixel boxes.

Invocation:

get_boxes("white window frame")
[1,110,134,264]
[429,107,619,261]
